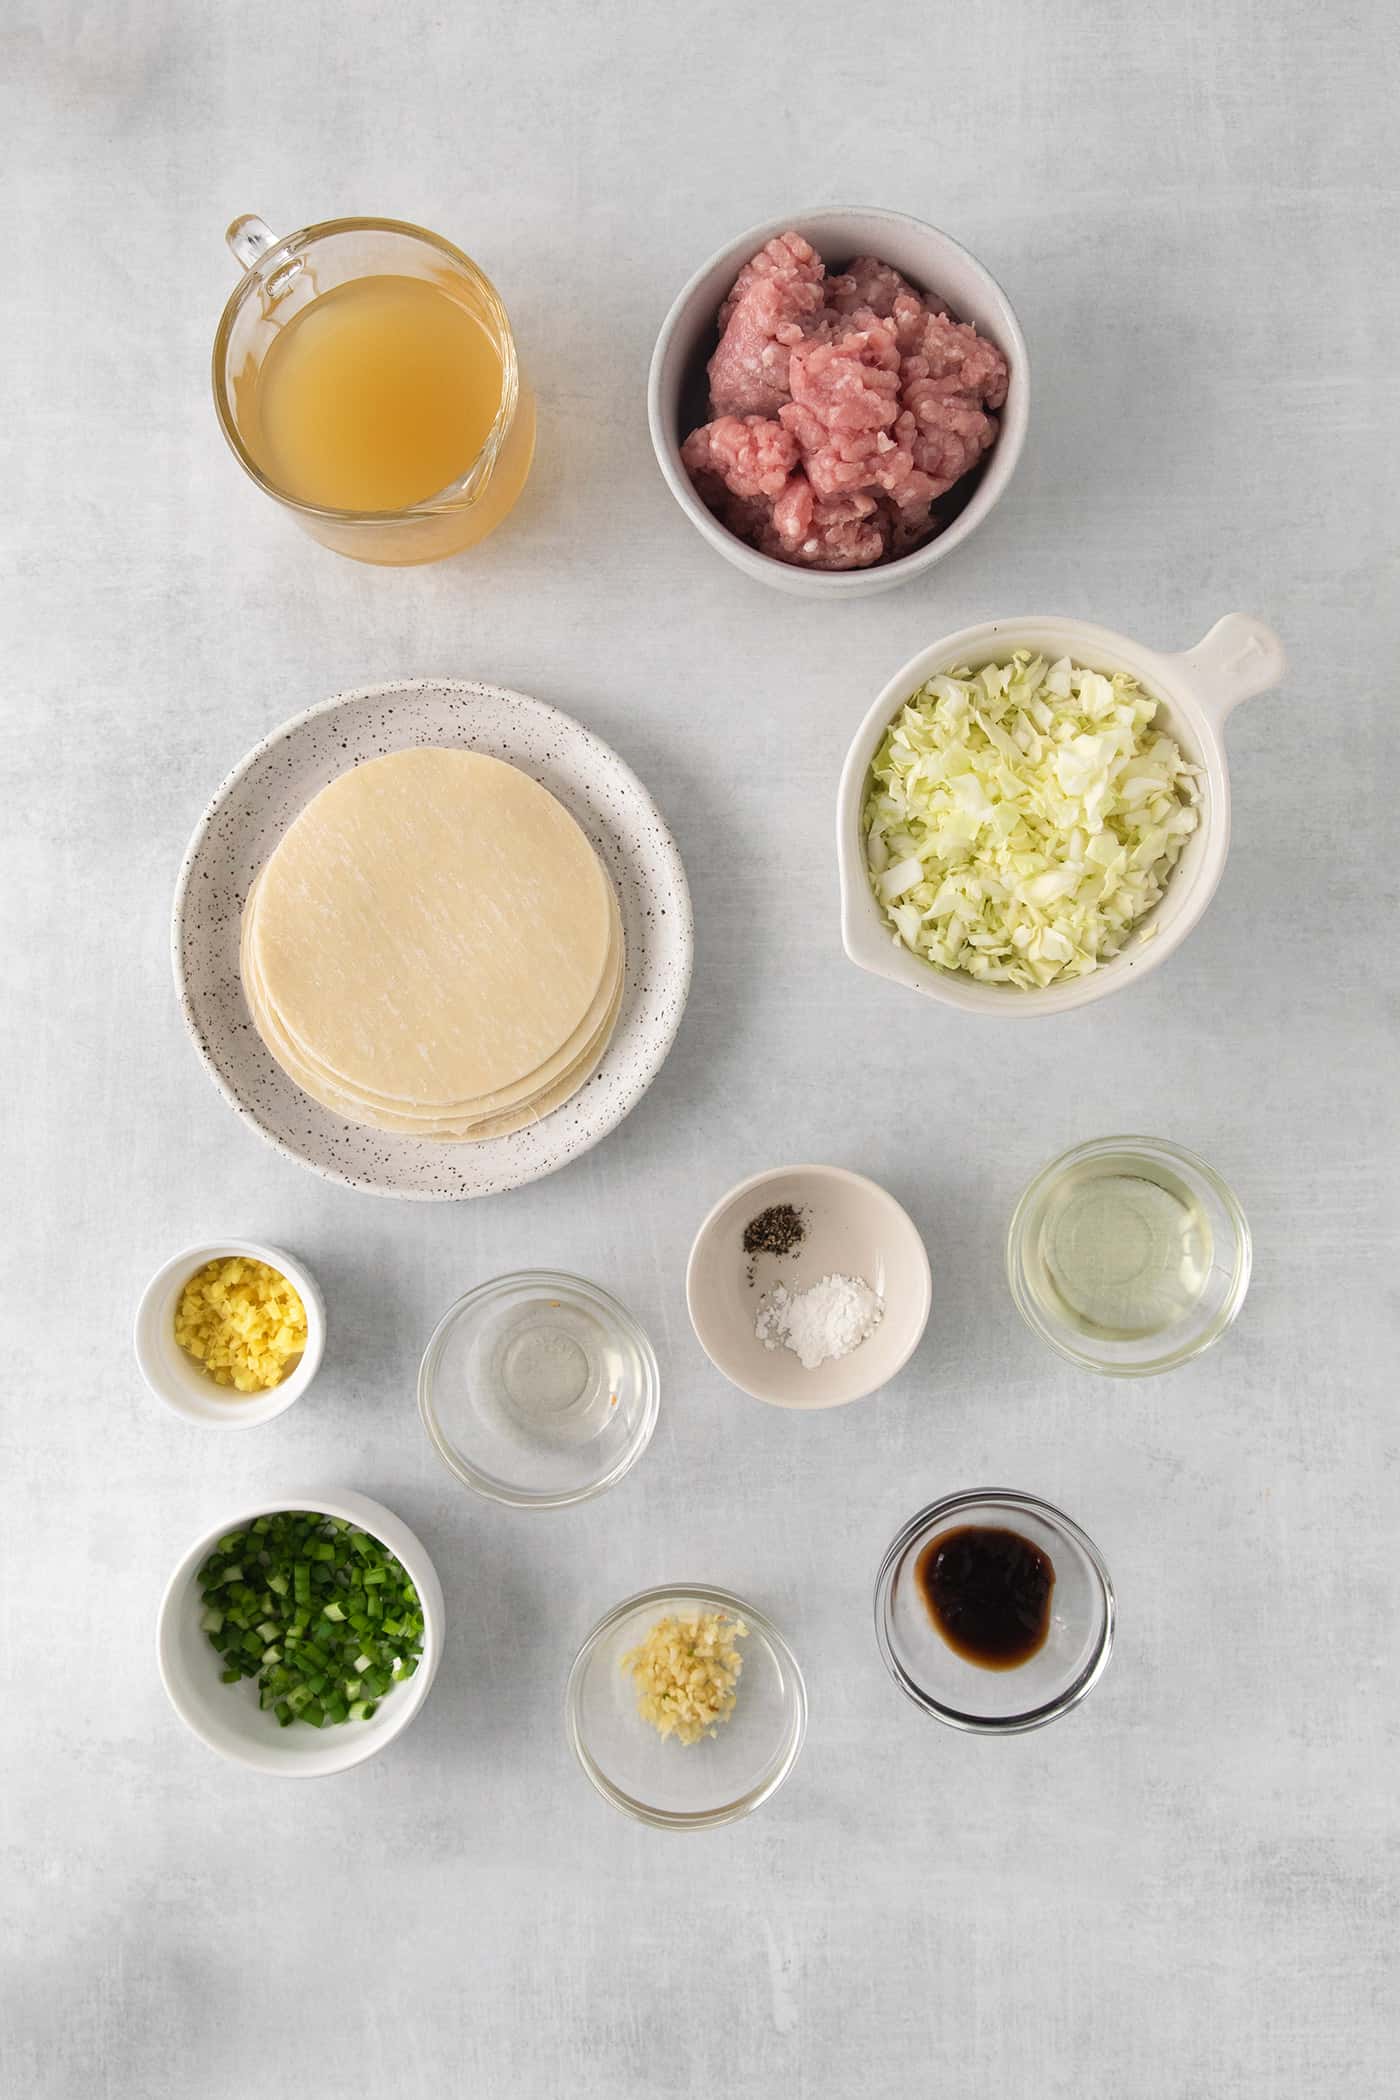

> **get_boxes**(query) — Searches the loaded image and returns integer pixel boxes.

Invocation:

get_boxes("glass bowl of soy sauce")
[874,1490,1115,1733]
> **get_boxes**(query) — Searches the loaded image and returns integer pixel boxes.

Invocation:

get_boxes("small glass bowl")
[875,1490,1114,1733]
[1006,1135,1252,1377]
[566,1585,808,1828]
[418,1271,659,1509]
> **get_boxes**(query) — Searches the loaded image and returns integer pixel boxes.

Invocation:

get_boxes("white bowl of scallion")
[157,1490,444,1775]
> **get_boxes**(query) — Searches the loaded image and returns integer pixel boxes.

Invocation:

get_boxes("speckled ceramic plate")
[173,681,693,1199]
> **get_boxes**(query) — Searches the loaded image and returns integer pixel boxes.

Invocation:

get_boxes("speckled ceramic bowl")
[172,682,693,1199]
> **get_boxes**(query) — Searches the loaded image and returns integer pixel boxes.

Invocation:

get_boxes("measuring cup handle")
[1176,614,1287,726]
[226,215,280,273]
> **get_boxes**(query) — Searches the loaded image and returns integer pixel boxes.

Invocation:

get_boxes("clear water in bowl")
[419,1272,659,1507]
[476,1294,631,1450]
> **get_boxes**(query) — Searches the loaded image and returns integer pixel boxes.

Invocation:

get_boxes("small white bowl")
[648,206,1029,599]
[156,1489,444,1777]
[133,1239,325,1427]
[837,612,1287,1015]
[686,1165,932,1408]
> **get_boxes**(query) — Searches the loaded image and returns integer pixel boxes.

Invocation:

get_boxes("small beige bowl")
[648,206,1028,599]
[686,1165,932,1408]
[133,1239,325,1427]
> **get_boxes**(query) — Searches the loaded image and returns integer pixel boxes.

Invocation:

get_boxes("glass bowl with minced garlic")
[134,1239,326,1427]
[565,1585,807,1828]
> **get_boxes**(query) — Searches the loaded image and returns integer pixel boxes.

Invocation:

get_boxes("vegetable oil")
[1023,1152,1212,1342]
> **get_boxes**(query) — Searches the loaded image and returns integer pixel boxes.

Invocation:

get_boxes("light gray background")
[3,2,1396,2094]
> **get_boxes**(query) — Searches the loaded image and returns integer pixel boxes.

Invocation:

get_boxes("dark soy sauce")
[915,1525,1055,1670]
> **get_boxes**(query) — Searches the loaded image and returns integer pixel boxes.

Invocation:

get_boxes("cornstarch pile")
[755,1273,884,1370]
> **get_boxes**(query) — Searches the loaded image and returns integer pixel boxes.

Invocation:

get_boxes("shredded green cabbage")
[863,654,1201,988]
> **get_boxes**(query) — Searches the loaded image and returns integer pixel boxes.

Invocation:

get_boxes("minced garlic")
[174,1257,307,1393]
[621,1611,748,1744]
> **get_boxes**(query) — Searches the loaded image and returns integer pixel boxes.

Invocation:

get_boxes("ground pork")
[762,482,888,570]
[706,273,826,418]
[680,413,799,499]
[682,231,1009,570]
[717,229,825,328]
[825,255,931,320]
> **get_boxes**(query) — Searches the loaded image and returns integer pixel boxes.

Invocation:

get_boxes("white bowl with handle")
[837,613,1287,1015]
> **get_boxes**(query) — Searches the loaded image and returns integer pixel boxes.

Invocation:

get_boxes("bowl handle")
[1174,613,1287,725]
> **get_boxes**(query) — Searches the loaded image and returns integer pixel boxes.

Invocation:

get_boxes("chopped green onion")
[195,1512,424,1733]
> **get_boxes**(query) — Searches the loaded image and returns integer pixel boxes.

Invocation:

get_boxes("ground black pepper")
[741,1203,807,1284]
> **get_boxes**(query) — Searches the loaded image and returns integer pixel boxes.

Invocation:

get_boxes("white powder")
[754,1272,884,1370]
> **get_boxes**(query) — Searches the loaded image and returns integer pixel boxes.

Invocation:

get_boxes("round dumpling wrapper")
[242,866,622,1121]
[250,748,616,1103]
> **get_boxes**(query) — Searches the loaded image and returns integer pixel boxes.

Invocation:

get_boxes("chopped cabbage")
[863,654,1201,989]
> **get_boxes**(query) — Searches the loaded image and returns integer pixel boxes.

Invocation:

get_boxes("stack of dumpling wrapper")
[240,747,623,1140]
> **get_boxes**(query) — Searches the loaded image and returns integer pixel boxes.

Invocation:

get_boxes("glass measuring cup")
[212,214,535,566]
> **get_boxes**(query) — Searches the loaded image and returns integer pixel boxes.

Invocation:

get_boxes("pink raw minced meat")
[706,273,825,419]
[780,324,932,510]
[716,229,825,329]
[682,230,1009,571]
[825,255,931,320]
[681,414,799,500]
[763,483,888,571]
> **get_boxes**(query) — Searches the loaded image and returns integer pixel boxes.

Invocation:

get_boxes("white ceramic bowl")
[648,206,1029,599]
[156,1489,444,1776]
[686,1165,932,1408]
[838,612,1287,1015]
[133,1239,325,1427]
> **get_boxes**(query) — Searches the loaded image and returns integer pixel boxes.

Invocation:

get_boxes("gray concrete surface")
[3,2,1396,2093]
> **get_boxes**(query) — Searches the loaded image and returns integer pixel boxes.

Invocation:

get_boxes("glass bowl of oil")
[1006,1136,1252,1377]
[418,1272,660,1508]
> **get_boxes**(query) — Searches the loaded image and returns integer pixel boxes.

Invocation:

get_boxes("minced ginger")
[621,1611,748,1744]
[174,1257,307,1393]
